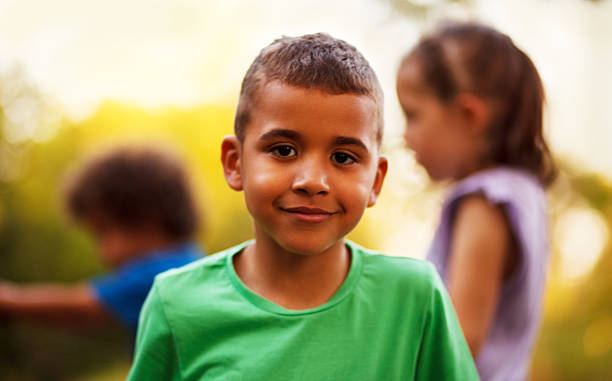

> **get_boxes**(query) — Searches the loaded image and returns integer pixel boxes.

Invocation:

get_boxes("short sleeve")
[442,168,547,290]
[415,268,480,381]
[127,282,181,381]
[90,268,153,330]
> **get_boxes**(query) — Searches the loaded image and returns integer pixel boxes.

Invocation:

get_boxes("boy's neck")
[233,232,351,311]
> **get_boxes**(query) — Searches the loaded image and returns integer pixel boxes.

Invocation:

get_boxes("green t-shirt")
[128,241,478,380]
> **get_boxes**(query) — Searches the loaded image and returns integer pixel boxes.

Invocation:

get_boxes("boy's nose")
[292,159,330,196]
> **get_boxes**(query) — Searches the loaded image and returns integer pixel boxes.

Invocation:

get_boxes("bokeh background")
[0,0,611,379]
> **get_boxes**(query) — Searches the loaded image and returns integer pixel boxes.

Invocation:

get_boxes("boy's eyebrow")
[259,129,302,142]
[334,136,369,152]
[258,130,369,152]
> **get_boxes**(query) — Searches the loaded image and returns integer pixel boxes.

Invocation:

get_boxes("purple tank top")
[427,167,549,381]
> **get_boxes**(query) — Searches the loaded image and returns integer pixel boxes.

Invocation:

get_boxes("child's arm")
[446,195,514,356]
[0,281,111,325]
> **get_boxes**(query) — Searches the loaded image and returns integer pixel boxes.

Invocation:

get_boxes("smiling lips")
[281,206,338,223]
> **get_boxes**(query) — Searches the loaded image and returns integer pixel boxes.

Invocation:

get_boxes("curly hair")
[63,146,199,239]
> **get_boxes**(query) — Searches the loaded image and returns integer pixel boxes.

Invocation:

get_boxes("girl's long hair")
[402,22,556,186]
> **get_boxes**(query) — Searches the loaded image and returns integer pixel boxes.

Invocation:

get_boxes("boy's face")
[222,82,387,256]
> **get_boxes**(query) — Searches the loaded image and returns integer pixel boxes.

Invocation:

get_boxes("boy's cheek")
[243,166,285,193]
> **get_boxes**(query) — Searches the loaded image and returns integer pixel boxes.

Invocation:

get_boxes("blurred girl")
[396,22,555,380]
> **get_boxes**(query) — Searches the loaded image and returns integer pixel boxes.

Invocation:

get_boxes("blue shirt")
[90,242,202,332]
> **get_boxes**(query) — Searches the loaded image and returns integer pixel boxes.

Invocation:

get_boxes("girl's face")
[396,60,483,181]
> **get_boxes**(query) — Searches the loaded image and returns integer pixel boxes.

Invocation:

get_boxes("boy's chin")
[276,236,344,257]
[254,223,350,257]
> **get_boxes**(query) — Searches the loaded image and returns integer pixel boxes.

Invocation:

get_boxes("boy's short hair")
[64,146,199,240]
[235,33,384,144]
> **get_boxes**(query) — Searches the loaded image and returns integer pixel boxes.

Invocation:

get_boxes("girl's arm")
[0,281,111,325]
[446,195,515,357]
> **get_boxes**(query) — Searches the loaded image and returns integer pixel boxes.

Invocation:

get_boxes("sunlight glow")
[555,207,608,281]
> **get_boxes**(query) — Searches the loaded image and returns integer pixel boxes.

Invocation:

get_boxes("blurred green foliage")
[531,172,612,381]
[0,104,245,379]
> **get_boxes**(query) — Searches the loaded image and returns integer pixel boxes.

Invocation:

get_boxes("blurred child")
[0,146,203,336]
[396,22,556,380]
[128,33,478,380]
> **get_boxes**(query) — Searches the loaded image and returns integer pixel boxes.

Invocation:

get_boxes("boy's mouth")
[280,206,337,223]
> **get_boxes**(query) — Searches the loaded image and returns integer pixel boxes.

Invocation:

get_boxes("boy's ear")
[367,155,388,207]
[221,136,243,191]
[455,93,490,134]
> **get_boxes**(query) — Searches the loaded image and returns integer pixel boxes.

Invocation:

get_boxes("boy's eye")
[270,145,297,157]
[331,152,356,165]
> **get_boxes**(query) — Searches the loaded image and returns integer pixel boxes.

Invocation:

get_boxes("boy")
[0,146,203,335]
[128,34,478,380]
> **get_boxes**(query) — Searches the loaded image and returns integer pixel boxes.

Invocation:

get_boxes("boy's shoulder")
[357,243,435,273]
[347,241,443,297]
[153,242,247,288]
